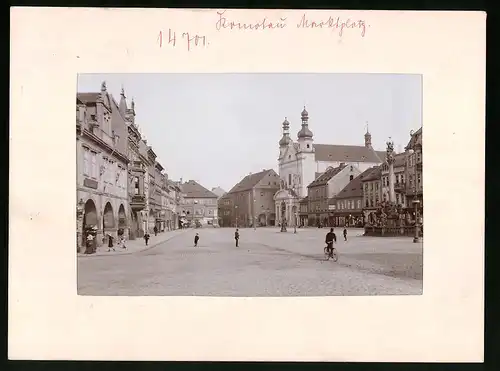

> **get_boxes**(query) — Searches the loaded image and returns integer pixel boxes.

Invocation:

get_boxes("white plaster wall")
[297,138,313,153]
[327,165,362,198]
[299,153,316,198]
[279,160,300,189]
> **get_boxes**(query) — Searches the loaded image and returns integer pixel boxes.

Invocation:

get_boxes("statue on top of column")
[386,139,395,165]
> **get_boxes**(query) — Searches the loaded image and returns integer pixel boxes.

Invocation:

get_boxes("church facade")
[274,107,386,226]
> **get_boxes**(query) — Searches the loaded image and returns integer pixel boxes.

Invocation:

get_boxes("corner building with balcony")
[76,82,130,252]
[404,127,423,217]
[119,88,149,240]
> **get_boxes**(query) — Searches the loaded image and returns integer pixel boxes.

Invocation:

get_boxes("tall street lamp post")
[294,212,297,234]
[235,205,238,228]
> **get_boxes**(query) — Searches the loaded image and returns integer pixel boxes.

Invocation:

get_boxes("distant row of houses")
[216,107,423,228]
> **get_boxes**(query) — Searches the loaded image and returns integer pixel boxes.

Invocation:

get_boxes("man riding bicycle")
[325,228,337,254]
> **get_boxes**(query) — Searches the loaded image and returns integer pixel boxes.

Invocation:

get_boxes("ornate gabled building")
[137,139,155,234]
[153,161,165,232]
[405,127,423,213]
[119,87,148,240]
[76,82,130,253]
[275,107,386,226]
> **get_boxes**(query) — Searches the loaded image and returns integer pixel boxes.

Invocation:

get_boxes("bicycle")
[324,244,338,262]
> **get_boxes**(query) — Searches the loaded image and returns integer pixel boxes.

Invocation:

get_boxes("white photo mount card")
[9,7,485,362]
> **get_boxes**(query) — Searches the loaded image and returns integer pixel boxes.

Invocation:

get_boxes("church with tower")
[273,106,386,227]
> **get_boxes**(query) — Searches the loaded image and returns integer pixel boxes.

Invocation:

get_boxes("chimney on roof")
[340,162,345,167]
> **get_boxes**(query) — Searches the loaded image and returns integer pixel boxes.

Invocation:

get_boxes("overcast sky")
[77,73,422,192]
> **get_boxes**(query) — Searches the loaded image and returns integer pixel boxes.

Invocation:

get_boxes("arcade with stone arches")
[80,196,129,249]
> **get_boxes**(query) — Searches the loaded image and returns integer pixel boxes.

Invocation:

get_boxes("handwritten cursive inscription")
[158,29,209,51]
[296,14,367,37]
[215,10,287,31]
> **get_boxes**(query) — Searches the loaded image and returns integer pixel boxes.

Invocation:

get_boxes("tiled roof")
[330,167,373,202]
[393,153,407,167]
[405,127,423,150]
[228,169,278,194]
[211,187,226,198]
[375,150,386,161]
[361,166,382,182]
[314,143,385,163]
[181,180,218,199]
[307,164,346,188]
[380,153,407,170]
[77,92,101,104]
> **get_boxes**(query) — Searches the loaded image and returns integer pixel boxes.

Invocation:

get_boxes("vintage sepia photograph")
[76,73,423,296]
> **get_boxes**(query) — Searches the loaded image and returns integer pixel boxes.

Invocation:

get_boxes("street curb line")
[77,229,190,258]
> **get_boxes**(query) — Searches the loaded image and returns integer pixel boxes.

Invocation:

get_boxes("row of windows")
[310,187,326,199]
[382,174,405,187]
[367,171,422,191]
[183,208,215,215]
[408,152,422,167]
[408,173,422,188]
[185,198,216,205]
[83,147,126,190]
[364,182,380,191]
[336,199,362,210]
[364,198,379,208]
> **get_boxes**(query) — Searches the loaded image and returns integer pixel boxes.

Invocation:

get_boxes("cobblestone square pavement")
[77,227,423,296]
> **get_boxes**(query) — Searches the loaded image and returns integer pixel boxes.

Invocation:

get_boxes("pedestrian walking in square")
[343,228,348,241]
[154,226,158,236]
[107,234,115,252]
[194,233,200,247]
[120,235,127,249]
[235,229,240,247]
[144,232,150,246]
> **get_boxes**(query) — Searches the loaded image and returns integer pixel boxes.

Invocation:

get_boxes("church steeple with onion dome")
[279,117,292,147]
[297,106,313,139]
[297,106,314,153]
[364,123,372,148]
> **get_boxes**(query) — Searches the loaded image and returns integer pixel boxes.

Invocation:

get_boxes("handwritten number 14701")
[157,29,208,51]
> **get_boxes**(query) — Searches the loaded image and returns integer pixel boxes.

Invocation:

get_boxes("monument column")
[386,140,396,203]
